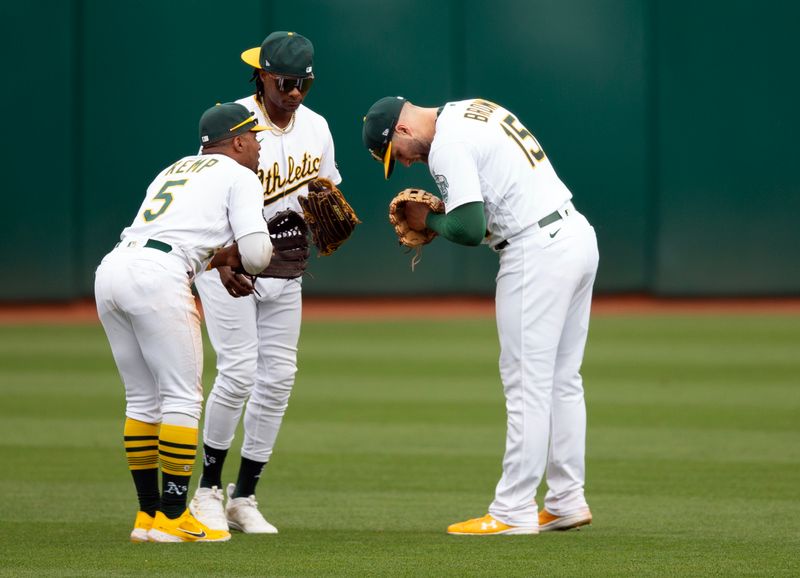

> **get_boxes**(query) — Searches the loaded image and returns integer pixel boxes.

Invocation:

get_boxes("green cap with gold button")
[362,96,407,179]
[241,31,314,77]
[199,102,267,146]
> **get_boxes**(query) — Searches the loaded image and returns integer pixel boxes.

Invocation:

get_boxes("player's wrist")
[425,211,444,233]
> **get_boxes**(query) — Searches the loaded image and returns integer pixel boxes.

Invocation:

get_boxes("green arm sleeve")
[425,201,486,246]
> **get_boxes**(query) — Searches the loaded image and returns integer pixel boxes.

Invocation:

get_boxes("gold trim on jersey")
[257,151,323,205]
[262,176,318,206]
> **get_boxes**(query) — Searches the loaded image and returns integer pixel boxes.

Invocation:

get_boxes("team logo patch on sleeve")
[434,173,449,203]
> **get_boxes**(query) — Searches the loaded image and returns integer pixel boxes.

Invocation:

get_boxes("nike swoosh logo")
[180,528,207,538]
[549,228,561,238]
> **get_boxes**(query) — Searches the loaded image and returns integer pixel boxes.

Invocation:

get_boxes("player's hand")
[404,201,432,231]
[219,266,255,298]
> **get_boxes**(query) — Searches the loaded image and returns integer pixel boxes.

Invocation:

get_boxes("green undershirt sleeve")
[425,201,486,246]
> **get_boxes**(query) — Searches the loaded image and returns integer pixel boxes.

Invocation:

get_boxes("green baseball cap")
[199,102,267,146]
[241,31,314,77]
[362,96,407,179]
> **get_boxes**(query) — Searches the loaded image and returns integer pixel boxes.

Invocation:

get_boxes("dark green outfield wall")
[652,1,800,295]
[4,0,799,299]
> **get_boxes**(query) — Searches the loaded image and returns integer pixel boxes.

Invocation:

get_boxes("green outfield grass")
[0,313,798,577]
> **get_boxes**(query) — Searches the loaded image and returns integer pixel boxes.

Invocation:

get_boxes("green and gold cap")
[199,102,267,146]
[362,96,407,179]
[241,31,314,77]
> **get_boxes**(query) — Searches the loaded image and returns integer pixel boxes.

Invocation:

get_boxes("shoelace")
[234,496,264,521]
[195,490,224,513]
[240,496,259,509]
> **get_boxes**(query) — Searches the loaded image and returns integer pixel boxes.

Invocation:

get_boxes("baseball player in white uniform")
[189,31,341,534]
[363,96,599,535]
[95,102,273,542]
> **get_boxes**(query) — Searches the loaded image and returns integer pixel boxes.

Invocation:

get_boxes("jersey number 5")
[142,179,188,222]
[501,114,546,168]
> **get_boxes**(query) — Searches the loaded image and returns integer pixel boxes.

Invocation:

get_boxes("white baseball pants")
[94,248,204,424]
[195,270,302,463]
[488,209,599,528]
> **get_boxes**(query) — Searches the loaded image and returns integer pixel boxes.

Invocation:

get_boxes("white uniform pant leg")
[95,263,161,424]
[95,251,204,423]
[195,268,259,451]
[545,216,599,515]
[488,213,598,527]
[241,278,302,463]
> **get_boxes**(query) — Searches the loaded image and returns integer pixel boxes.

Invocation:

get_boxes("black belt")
[494,209,566,251]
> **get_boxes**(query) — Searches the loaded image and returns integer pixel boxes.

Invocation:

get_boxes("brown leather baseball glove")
[297,178,361,256]
[388,188,445,247]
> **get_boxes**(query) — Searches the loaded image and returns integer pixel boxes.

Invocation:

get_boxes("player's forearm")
[208,232,273,274]
[238,232,273,274]
[425,201,486,246]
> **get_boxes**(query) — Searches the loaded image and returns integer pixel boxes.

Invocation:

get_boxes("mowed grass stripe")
[0,315,798,576]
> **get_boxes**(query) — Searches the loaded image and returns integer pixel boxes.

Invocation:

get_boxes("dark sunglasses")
[271,74,314,94]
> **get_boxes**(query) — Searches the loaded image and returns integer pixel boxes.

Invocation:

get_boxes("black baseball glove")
[259,209,310,279]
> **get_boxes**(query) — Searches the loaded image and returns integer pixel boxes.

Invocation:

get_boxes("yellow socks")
[158,423,198,519]
[123,418,160,516]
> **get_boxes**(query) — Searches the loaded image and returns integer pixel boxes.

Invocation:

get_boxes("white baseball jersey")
[420,99,599,529]
[237,96,341,221]
[194,97,342,468]
[429,99,572,246]
[121,153,268,275]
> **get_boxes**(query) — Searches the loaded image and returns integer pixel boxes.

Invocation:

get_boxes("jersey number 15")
[501,114,546,169]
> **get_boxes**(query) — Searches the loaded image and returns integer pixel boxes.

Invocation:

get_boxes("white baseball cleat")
[189,485,229,532]
[225,483,278,534]
[538,507,592,531]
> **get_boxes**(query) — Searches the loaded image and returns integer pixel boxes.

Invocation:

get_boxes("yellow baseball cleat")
[147,509,231,542]
[130,511,155,542]
[538,508,593,531]
[447,514,538,535]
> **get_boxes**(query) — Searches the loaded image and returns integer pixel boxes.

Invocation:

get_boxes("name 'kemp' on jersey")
[123,152,267,275]
[95,101,273,544]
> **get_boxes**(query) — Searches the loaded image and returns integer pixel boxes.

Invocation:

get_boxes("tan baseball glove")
[388,188,445,247]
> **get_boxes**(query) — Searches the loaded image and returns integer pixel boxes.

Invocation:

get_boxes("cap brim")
[241,47,261,69]
[383,142,395,180]
[251,123,268,133]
